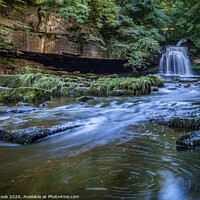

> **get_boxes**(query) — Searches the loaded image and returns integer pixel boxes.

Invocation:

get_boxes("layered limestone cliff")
[0,7,108,58]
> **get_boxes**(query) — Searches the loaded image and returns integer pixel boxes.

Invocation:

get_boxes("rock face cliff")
[0,6,108,58]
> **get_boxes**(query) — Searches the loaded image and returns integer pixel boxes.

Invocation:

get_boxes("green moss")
[16,102,23,106]
[146,74,164,87]
[45,33,55,40]
[74,87,92,97]
[0,73,165,99]
[90,76,152,96]
[76,96,94,103]
[0,87,50,102]
[61,87,71,96]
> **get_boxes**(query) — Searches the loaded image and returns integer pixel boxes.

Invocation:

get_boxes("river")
[0,78,200,199]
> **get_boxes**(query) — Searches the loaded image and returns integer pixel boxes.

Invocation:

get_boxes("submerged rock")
[0,106,37,114]
[168,87,177,90]
[76,96,94,102]
[176,131,200,148]
[0,123,81,144]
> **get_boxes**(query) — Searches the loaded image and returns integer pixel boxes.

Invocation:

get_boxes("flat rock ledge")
[176,131,200,148]
[151,117,200,130]
[0,124,81,145]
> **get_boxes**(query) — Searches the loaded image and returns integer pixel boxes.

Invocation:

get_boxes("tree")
[106,0,167,71]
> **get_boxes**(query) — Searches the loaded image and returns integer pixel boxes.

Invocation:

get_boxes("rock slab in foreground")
[0,124,81,145]
[176,131,200,148]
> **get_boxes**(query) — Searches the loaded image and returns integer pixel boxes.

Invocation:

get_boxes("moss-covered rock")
[90,76,151,96]
[0,73,165,98]
[147,74,164,87]
[16,102,30,106]
[74,87,92,97]
[0,87,50,102]
[61,87,71,97]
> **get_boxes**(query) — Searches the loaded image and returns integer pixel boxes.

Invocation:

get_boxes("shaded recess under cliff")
[0,51,132,74]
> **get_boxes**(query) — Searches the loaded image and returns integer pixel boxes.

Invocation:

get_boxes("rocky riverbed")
[0,72,165,144]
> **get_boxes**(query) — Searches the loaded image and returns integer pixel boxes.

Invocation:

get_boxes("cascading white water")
[159,46,193,76]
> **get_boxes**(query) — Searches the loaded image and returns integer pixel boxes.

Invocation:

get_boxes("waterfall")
[159,46,193,76]
[176,39,187,47]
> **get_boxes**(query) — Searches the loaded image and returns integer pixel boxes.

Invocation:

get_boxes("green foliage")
[106,0,166,71]
[13,22,32,32]
[0,22,31,49]
[162,0,200,50]
[0,0,6,7]
[90,76,153,96]
[192,63,200,70]
[40,0,90,23]
[3,0,200,72]
[0,26,13,48]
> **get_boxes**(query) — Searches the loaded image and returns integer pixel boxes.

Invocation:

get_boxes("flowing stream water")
[0,78,200,199]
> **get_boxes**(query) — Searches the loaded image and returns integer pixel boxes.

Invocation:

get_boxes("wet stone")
[184,84,191,88]
[176,131,200,148]
[76,96,94,103]
[16,102,30,107]
[0,106,37,114]
[0,124,82,144]
[151,117,200,130]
